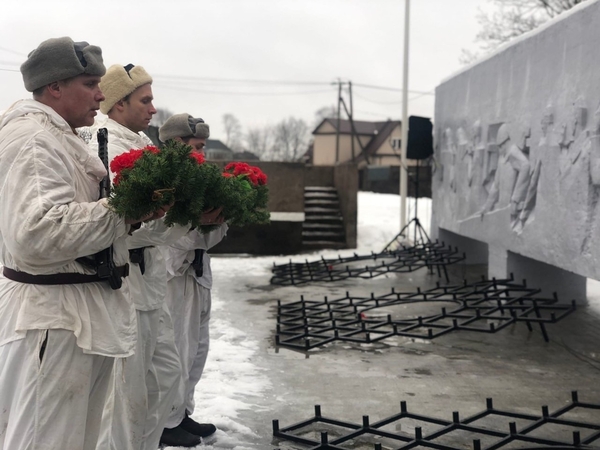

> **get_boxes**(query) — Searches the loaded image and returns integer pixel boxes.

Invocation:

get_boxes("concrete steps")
[302,186,346,248]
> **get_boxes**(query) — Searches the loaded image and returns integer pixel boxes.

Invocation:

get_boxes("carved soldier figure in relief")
[470,120,485,188]
[482,125,500,191]
[457,126,473,187]
[589,102,600,186]
[478,124,531,228]
[468,119,488,216]
[515,107,554,233]
[432,127,444,182]
[443,127,457,192]
[558,96,588,179]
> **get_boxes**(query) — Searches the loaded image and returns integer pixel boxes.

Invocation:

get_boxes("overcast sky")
[0,0,489,141]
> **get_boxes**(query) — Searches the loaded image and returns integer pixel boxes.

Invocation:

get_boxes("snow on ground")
[166,192,599,449]
[164,192,430,449]
[354,194,431,254]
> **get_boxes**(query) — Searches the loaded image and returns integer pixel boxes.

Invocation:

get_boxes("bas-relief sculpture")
[558,97,588,180]
[478,124,531,229]
[517,107,553,231]
[432,0,600,298]
[437,93,600,238]
[443,127,457,193]
[590,102,600,186]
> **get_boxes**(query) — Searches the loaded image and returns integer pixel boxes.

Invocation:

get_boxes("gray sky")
[0,0,488,141]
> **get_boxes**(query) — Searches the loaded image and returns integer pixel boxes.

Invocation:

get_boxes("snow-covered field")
[167,192,424,449]
[168,191,600,449]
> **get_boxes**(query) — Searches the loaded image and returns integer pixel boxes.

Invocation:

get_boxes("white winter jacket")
[0,100,136,357]
[89,117,189,310]
[161,224,228,289]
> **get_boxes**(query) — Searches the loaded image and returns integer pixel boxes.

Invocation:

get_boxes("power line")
[353,82,434,96]
[354,92,404,105]
[0,45,436,96]
[0,46,27,57]
[154,74,434,95]
[154,82,335,96]
[353,90,434,107]
[153,74,331,86]
[354,109,395,118]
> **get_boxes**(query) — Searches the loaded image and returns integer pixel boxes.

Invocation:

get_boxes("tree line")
[152,106,338,162]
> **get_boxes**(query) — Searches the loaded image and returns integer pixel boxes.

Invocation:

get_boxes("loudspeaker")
[407,116,433,160]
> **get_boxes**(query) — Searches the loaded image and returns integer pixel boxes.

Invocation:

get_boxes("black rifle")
[191,249,205,277]
[95,128,123,290]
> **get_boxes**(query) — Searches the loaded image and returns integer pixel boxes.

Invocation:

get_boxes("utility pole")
[400,0,410,232]
[349,81,355,160]
[331,79,368,164]
[335,79,342,164]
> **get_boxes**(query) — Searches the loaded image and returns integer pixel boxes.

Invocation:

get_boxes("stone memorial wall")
[431,0,600,300]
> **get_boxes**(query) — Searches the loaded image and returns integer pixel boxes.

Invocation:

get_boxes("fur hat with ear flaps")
[20,37,106,92]
[159,113,210,143]
[99,64,153,115]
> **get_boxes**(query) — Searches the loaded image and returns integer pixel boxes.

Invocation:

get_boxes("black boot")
[159,425,202,448]
[180,414,217,438]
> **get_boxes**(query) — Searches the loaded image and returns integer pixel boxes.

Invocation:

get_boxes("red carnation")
[222,162,268,186]
[109,146,161,186]
[110,149,145,177]
[190,151,205,165]
[250,166,267,185]
[224,162,252,177]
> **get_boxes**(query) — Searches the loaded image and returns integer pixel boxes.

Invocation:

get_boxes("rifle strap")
[3,265,129,286]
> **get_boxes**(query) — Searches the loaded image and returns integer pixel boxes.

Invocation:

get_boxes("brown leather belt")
[2,265,129,286]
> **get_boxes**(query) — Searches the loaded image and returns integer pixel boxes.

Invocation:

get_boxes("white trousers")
[0,329,114,450]
[99,305,182,450]
[164,273,211,428]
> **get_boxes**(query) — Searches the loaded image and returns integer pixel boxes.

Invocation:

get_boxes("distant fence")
[359,165,432,197]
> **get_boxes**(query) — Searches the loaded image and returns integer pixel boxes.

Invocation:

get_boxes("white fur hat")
[99,64,152,115]
[159,113,210,142]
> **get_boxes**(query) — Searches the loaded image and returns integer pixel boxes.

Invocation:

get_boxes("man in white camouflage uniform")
[0,37,163,450]
[159,113,226,444]
[89,65,198,449]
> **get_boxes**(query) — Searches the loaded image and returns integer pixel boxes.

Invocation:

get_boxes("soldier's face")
[59,74,104,129]
[187,137,206,153]
[121,84,157,133]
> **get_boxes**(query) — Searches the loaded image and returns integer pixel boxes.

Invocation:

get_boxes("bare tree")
[222,113,243,151]
[245,126,274,160]
[313,105,339,128]
[149,107,174,127]
[271,117,310,162]
[462,0,586,64]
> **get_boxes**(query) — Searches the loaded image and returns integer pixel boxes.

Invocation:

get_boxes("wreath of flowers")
[198,162,269,232]
[107,141,269,230]
[108,142,215,228]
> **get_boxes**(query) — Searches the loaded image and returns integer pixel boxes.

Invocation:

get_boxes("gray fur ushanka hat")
[159,113,210,142]
[20,37,105,92]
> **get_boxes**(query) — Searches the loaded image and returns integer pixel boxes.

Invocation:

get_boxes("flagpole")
[400,0,410,233]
